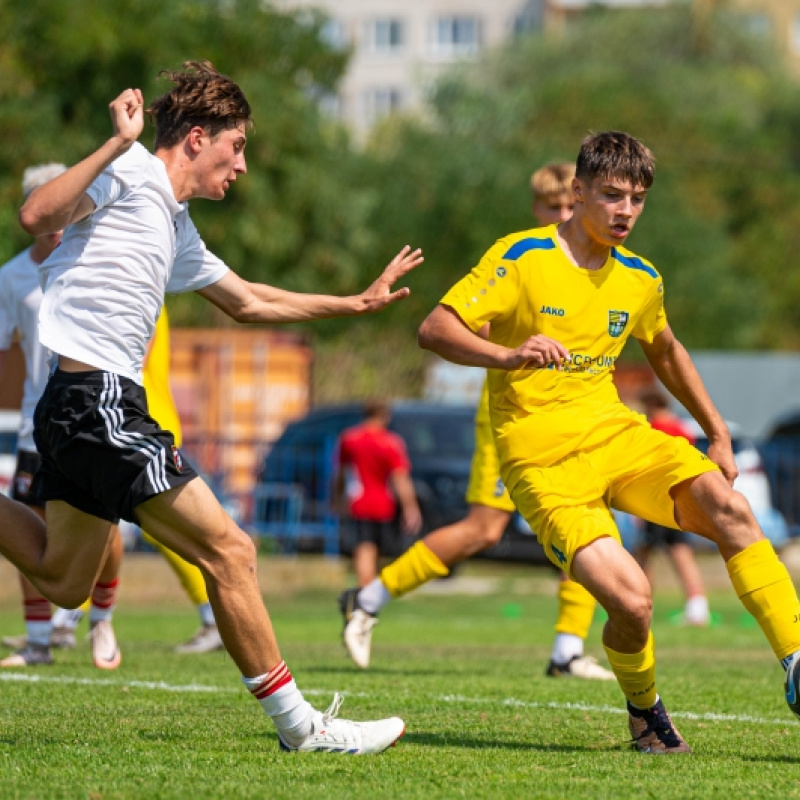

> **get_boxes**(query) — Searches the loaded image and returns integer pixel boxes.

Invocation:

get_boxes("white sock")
[358,579,392,615]
[242,663,313,747]
[52,607,84,629]
[550,634,584,665]
[684,595,710,625]
[89,606,113,625]
[198,602,216,627]
[26,621,52,647]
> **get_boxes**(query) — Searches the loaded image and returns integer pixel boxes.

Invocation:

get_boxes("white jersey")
[0,248,50,451]
[38,142,229,384]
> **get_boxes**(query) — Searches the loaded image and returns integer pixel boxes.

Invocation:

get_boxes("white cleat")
[175,624,225,654]
[89,620,121,670]
[280,693,405,755]
[343,610,378,669]
[546,655,616,681]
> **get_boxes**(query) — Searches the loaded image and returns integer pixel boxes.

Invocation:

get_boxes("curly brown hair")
[576,131,655,189]
[146,60,253,150]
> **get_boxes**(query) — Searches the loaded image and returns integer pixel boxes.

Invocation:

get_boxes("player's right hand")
[109,88,144,146]
[506,334,570,370]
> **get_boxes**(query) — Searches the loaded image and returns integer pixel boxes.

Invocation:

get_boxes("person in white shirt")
[1,60,422,754]
[0,163,124,670]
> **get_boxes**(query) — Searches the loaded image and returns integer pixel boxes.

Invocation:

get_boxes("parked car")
[0,410,20,497]
[685,417,790,549]
[758,410,800,536]
[254,401,546,563]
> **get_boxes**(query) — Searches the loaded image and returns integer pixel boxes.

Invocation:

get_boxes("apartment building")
[278,0,800,135]
[277,0,543,135]
[728,0,800,76]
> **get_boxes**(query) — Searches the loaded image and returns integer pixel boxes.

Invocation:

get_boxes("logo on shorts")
[551,544,567,565]
[171,445,184,473]
[608,310,629,338]
[14,472,33,498]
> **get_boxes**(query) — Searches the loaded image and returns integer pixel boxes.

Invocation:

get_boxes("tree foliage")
[0,0,378,326]
[360,5,800,351]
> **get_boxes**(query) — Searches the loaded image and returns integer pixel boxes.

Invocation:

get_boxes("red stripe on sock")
[250,661,293,700]
[91,579,119,609]
[24,598,52,622]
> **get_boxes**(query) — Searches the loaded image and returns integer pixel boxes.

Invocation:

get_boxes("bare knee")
[198,524,257,582]
[603,578,652,639]
[36,576,92,610]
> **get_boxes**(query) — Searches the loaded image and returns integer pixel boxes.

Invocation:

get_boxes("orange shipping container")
[169,328,313,499]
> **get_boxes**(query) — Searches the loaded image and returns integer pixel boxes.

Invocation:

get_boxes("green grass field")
[1,559,799,800]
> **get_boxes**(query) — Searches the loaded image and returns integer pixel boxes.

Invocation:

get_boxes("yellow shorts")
[465,419,516,512]
[506,422,719,575]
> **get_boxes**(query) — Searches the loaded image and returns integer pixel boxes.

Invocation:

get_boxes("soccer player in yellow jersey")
[418,131,800,754]
[339,163,613,681]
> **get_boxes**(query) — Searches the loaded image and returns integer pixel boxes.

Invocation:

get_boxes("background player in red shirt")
[336,400,422,593]
[635,387,711,625]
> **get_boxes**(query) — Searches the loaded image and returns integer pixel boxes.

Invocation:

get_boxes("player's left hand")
[401,505,423,536]
[706,439,738,485]
[358,246,424,313]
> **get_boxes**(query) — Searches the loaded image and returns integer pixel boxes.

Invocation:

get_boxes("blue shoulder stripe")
[612,248,658,278]
[502,237,556,261]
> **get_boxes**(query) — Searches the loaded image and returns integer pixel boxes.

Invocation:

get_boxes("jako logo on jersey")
[540,306,565,317]
[608,310,629,338]
[496,266,507,278]
[171,445,184,473]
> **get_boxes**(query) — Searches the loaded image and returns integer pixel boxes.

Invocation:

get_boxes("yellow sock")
[726,539,800,661]
[379,541,450,597]
[141,530,209,606]
[555,579,596,639]
[604,631,657,709]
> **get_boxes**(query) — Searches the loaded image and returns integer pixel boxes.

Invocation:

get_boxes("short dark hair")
[576,131,655,189]
[363,399,391,421]
[146,60,253,150]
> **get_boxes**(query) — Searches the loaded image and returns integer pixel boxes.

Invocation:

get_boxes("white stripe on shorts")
[98,372,170,494]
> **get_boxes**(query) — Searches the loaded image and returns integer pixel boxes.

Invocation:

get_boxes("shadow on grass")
[404,731,624,753]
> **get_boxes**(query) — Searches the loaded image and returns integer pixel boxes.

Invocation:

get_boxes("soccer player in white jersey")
[417,131,800,753]
[0,61,422,754]
[0,163,123,670]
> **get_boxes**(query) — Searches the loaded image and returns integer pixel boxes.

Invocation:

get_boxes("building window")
[792,14,800,55]
[430,15,482,58]
[741,12,772,39]
[362,87,405,126]
[365,18,405,53]
[321,18,348,51]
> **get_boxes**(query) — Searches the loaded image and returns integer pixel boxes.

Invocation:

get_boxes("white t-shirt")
[0,248,50,451]
[38,142,230,384]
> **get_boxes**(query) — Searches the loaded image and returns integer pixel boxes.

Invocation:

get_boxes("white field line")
[0,672,792,727]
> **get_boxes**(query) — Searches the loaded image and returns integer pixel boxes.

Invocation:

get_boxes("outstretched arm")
[19,89,145,235]
[639,325,735,482]
[418,304,570,370]
[197,245,423,323]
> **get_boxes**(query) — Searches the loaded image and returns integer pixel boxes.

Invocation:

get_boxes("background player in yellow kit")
[339,163,613,680]
[418,131,800,754]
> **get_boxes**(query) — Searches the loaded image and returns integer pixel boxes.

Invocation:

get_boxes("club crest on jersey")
[14,473,32,498]
[171,445,184,473]
[608,310,629,338]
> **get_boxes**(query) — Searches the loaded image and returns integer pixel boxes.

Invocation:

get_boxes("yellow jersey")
[441,224,666,466]
[142,309,182,446]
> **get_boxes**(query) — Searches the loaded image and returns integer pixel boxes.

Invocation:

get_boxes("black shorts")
[349,518,398,547]
[31,369,197,524]
[12,450,42,507]
[643,520,689,548]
